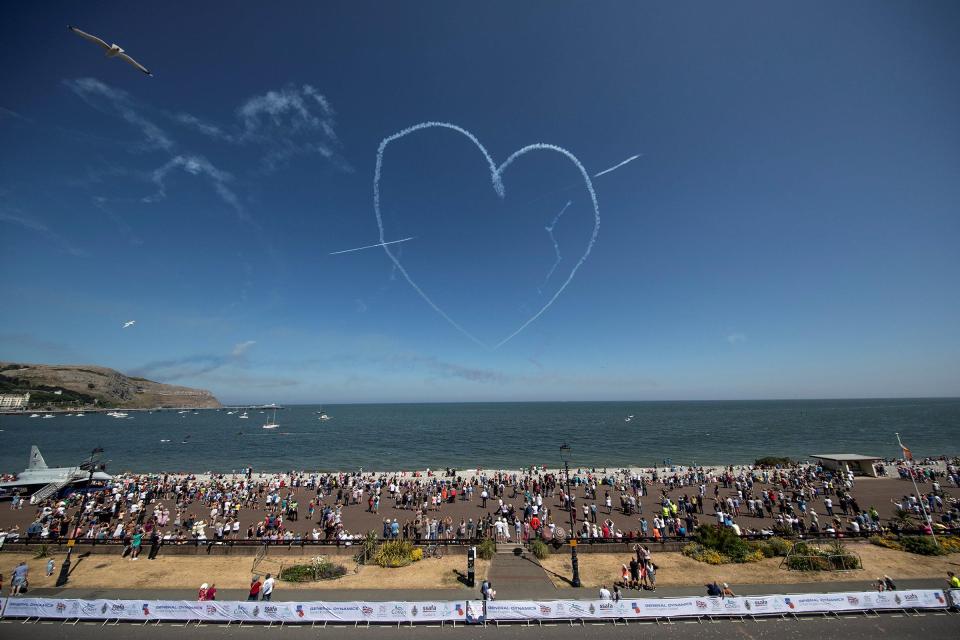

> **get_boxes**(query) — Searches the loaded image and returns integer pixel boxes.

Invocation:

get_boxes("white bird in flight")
[122,320,136,329]
[68,26,153,77]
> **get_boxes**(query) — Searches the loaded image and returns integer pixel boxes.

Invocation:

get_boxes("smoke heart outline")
[373,121,600,349]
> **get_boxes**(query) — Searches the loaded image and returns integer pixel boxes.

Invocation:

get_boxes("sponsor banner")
[465,600,485,624]
[0,599,467,623]
[949,590,960,609]
[0,591,947,622]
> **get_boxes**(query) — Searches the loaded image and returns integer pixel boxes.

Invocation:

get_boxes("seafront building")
[0,393,30,409]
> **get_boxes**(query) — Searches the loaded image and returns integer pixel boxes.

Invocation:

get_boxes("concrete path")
[484,548,556,598]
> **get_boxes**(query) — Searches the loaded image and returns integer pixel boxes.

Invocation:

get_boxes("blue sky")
[1,1,958,404]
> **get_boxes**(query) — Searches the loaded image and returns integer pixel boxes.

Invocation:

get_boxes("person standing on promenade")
[10,561,28,595]
[948,571,960,589]
[599,584,612,600]
[261,573,275,601]
[248,576,262,601]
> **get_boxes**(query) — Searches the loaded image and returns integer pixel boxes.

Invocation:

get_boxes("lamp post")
[56,446,103,587]
[559,443,581,588]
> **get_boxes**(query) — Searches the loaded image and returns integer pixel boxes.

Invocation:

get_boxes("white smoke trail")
[330,236,416,255]
[373,122,600,350]
[593,153,642,178]
[539,200,572,293]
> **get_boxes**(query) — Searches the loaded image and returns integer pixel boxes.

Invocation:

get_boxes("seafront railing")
[2,527,950,550]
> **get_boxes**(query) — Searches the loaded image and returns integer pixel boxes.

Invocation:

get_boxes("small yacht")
[30,414,40,418]
[262,408,279,430]
[75,413,84,417]
[316,406,332,421]
[42,414,55,419]
[239,412,249,419]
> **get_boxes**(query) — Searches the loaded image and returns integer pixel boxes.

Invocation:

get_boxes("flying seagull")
[68,25,153,76]
[122,320,136,328]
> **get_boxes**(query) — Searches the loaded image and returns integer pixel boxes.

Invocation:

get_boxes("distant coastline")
[0,361,220,411]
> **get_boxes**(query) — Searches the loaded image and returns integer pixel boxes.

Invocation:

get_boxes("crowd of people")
[2,458,958,561]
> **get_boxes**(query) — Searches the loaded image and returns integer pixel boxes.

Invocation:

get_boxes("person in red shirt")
[248,576,262,601]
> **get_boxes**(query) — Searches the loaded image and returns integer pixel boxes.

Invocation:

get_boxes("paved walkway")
[485,548,556,598]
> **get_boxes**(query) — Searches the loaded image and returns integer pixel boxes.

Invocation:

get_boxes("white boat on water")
[30,414,40,418]
[75,413,84,417]
[625,414,634,423]
[42,414,55,419]
[107,411,128,419]
[239,412,249,419]
[262,407,279,430]
[226,411,235,415]
[316,406,332,421]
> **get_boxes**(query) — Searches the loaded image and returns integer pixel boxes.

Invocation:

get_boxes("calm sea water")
[0,399,957,474]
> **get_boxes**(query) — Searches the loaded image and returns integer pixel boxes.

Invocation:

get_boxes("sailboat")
[262,407,279,430]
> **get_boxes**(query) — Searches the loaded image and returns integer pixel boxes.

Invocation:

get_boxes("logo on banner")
[411,605,419,617]
[362,606,374,616]
[81,603,97,615]
[894,594,902,605]
[933,592,945,604]
[101,603,109,615]
[784,598,795,610]
[56,602,67,613]
[569,602,587,614]
[296,605,305,618]
[695,600,707,609]
[252,606,260,617]
[421,605,437,615]
[588,603,596,615]
[743,600,751,611]
[538,604,552,614]
[391,605,406,617]
[846,596,859,606]
[142,603,150,616]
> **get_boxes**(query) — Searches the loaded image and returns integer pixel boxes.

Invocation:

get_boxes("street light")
[56,446,104,587]
[559,442,581,588]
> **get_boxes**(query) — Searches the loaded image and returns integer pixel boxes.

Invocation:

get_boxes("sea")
[0,399,957,474]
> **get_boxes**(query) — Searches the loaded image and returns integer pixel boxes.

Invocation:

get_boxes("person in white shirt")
[261,574,276,601]
[598,585,612,600]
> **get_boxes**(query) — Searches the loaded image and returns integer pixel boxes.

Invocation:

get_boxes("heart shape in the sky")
[374,122,600,349]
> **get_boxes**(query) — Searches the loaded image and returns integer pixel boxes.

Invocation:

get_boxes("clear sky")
[1,1,958,404]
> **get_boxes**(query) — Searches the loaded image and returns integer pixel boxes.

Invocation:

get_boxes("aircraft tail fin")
[28,446,48,470]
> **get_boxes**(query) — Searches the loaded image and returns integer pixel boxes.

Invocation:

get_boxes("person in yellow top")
[948,571,960,589]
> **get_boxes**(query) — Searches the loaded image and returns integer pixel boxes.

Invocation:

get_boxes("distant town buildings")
[0,393,31,409]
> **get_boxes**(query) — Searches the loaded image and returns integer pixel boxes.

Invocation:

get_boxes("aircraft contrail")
[330,237,416,255]
[593,153,642,178]
[373,121,600,350]
[540,200,572,293]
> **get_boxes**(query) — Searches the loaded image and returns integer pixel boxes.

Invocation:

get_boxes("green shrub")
[869,535,903,551]
[279,556,348,582]
[477,538,496,560]
[693,526,752,562]
[354,531,379,565]
[939,536,960,553]
[900,536,947,556]
[785,541,860,571]
[530,539,550,560]
[33,544,50,559]
[279,564,316,582]
[374,540,417,568]
[682,543,728,565]
[757,537,791,558]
